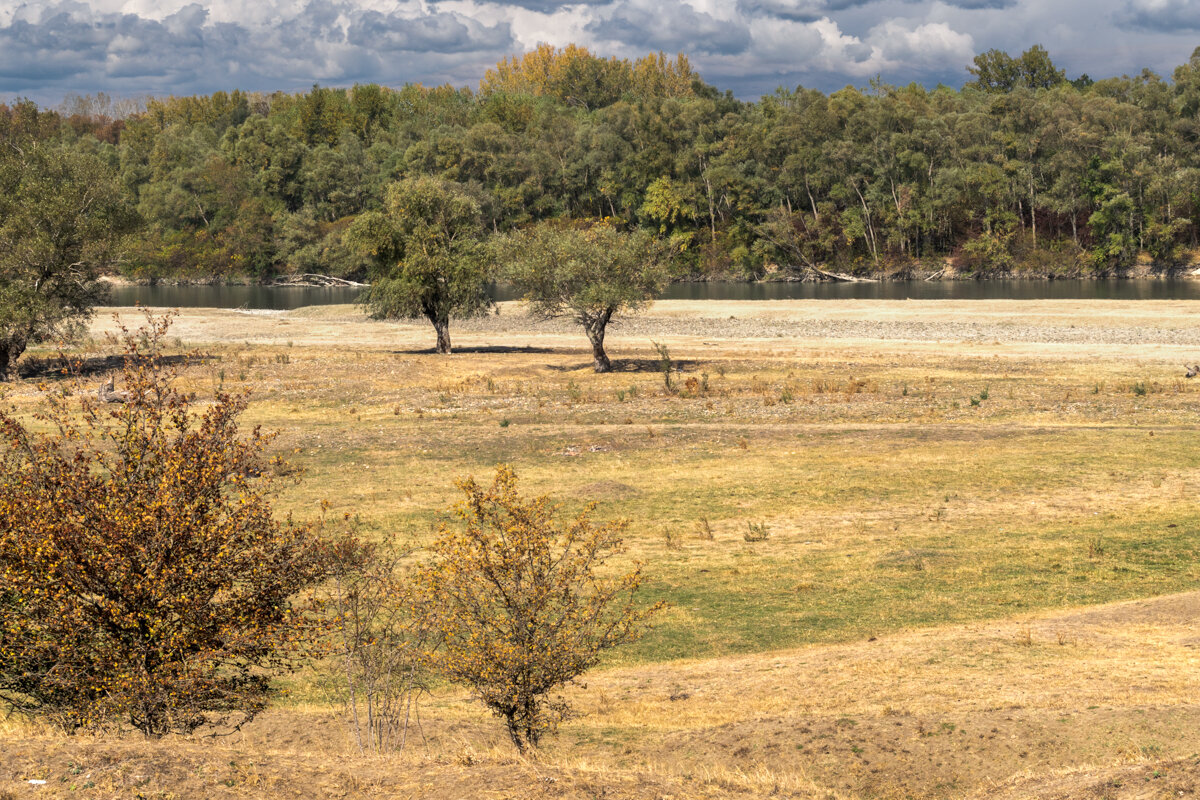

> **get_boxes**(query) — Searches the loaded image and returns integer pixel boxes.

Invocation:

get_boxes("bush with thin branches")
[0,314,333,736]
[412,465,663,752]
[324,531,434,754]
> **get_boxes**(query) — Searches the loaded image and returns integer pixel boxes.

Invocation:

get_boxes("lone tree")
[348,176,491,354]
[413,466,662,752]
[967,44,1067,93]
[0,142,138,380]
[496,221,669,372]
[0,315,333,736]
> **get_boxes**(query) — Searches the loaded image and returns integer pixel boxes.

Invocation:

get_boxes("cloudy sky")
[1,0,1199,105]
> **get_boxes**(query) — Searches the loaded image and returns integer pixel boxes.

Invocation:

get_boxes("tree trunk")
[585,312,613,373]
[0,336,26,382]
[428,316,451,355]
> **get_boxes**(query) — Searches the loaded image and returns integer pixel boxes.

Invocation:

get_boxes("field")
[5,298,1200,799]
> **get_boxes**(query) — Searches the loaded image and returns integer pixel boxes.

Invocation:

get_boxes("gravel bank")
[455,311,1200,347]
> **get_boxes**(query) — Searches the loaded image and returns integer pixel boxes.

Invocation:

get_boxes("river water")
[104,279,1200,310]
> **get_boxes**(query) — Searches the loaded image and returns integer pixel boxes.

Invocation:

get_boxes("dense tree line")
[7,43,1200,282]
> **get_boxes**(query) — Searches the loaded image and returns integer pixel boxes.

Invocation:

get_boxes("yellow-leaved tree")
[0,314,334,736]
[413,466,662,752]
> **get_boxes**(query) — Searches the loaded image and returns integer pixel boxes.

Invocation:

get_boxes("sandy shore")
[90,299,1200,357]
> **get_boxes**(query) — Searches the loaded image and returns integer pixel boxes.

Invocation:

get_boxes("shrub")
[324,531,434,754]
[0,314,333,736]
[412,465,662,752]
[744,521,771,542]
[652,340,674,392]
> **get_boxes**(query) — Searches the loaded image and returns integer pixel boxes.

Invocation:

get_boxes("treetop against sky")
[1,0,1199,103]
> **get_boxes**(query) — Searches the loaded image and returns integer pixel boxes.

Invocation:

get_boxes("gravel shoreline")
[454,312,1200,347]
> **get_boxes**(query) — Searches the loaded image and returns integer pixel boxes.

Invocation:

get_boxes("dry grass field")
[5,298,1200,799]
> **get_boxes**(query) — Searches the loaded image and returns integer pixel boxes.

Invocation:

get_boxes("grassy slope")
[5,299,1200,798]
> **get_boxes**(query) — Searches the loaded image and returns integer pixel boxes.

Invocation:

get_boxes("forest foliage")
[7,44,1200,282]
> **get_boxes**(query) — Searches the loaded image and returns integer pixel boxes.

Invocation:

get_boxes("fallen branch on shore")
[273,274,368,288]
[808,265,878,283]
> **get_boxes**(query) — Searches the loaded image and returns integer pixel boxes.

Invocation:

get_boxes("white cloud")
[867,19,975,70]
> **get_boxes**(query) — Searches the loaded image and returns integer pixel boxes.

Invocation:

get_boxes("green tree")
[348,176,491,354]
[496,221,669,372]
[412,466,661,752]
[968,45,1066,93]
[0,142,138,380]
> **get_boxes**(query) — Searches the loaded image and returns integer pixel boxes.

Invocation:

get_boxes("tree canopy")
[967,45,1067,92]
[9,42,1200,289]
[497,221,669,371]
[0,141,137,379]
[348,176,491,353]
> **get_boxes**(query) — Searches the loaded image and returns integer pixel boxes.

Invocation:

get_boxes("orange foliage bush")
[0,314,333,736]
[413,465,663,752]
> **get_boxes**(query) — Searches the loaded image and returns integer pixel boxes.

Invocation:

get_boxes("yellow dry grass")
[5,298,1200,798]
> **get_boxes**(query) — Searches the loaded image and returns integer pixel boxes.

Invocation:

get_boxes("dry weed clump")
[744,521,771,542]
[324,531,435,755]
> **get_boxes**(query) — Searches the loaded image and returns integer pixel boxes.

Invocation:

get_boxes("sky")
[1,0,1199,106]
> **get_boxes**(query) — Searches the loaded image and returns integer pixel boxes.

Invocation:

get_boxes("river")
[103,279,1200,310]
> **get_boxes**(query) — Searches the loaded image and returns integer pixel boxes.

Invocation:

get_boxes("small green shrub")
[744,521,770,542]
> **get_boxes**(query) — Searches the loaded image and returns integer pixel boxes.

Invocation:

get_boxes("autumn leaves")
[0,314,657,750]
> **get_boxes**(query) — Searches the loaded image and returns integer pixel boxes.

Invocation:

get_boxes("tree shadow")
[545,358,699,373]
[389,345,566,356]
[19,353,212,380]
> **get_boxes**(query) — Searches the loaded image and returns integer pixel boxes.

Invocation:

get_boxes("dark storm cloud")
[737,0,876,22]
[348,8,514,52]
[1120,0,1200,32]
[4,0,1200,104]
[0,1,515,97]
[474,0,612,9]
[586,0,752,55]
[947,0,1016,7]
[738,0,1011,21]
[0,4,223,82]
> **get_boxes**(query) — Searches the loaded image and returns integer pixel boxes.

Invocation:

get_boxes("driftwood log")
[98,377,131,404]
[272,274,367,288]
[803,265,877,283]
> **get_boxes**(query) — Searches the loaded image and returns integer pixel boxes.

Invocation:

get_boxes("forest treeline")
[6,43,1200,283]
